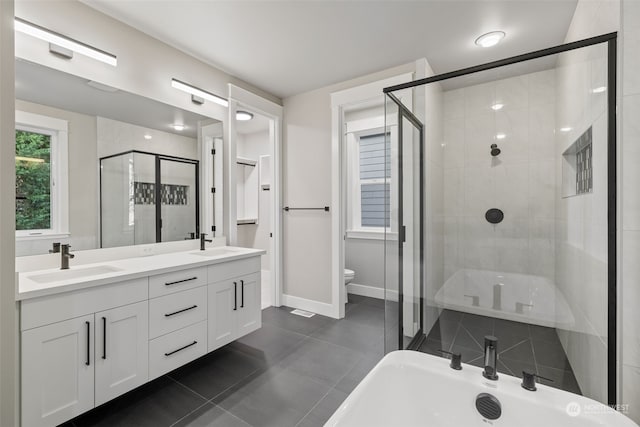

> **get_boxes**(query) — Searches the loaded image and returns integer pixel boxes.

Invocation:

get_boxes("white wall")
[553,0,619,405]
[442,69,556,281]
[282,63,415,305]
[97,117,197,159]
[621,0,640,423]
[14,100,98,255]
[0,0,16,424]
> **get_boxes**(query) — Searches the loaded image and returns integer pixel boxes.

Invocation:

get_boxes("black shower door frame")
[384,32,618,405]
[99,149,200,245]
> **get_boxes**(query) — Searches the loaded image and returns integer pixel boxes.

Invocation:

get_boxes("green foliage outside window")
[16,130,51,230]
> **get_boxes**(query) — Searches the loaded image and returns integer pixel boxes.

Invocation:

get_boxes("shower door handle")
[400,225,406,243]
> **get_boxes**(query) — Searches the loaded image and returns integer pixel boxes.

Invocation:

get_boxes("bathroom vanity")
[16,246,264,427]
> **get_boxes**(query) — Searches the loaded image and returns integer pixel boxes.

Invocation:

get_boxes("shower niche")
[562,126,593,197]
[100,150,199,248]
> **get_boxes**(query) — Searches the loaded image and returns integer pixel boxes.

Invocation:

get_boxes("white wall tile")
[495,75,529,110]
[622,95,640,230]
[464,82,495,117]
[622,230,640,367]
[622,364,640,424]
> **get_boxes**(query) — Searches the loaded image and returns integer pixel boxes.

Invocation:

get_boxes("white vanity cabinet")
[207,258,261,352]
[22,314,95,427]
[19,251,263,427]
[94,301,149,406]
[20,279,149,427]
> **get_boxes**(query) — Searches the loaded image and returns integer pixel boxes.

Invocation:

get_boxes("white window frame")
[15,110,69,240]
[345,116,397,240]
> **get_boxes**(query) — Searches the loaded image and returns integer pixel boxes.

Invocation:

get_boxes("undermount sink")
[189,247,243,257]
[326,351,638,427]
[27,265,123,284]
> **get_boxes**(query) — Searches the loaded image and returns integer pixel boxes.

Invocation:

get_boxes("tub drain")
[476,393,502,420]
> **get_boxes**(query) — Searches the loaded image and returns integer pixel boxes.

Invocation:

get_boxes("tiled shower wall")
[621,0,640,422]
[442,69,556,282]
[553,0,619,406]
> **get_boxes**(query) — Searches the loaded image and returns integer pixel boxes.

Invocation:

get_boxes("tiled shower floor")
[418,309,582,394]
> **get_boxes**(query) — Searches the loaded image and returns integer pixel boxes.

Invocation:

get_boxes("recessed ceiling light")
[491,103,504,111]
[560,127,572,132]
[236,111,254,121]
[475,31,506,48]
[495,133,506,140]
[172,124,185,131]
[144,134,152,140]
[592,86,607,93]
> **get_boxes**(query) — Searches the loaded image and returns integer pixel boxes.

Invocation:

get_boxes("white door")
[95,301,149,406]
[238,273,261,336]
[22,314,95,427]
[208,279,238,351]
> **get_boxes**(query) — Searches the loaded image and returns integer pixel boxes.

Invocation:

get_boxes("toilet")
[344,268,355,285]
[344,269,355,303]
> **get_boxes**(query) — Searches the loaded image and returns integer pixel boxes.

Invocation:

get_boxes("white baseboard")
[347,283,398,302]
[281,294,336,318]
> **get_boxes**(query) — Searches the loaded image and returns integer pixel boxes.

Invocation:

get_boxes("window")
[358,133,390,228]
[15,111,69,239]
[346,115,395,238]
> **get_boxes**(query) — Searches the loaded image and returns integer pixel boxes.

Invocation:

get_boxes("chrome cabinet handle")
[164,341,197,356]
[164,305,198,317]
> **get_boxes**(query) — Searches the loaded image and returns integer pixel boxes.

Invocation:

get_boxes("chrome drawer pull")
[165,276,197,286]
[164,305,198,317]
[164,340,197,356]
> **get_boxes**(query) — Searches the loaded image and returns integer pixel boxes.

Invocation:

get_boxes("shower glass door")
[384,92,424,352]
[158,157,199,242]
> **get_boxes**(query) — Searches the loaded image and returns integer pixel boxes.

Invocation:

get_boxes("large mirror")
[15,58,222,256]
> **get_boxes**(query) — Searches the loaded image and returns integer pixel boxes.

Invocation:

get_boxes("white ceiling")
[82,0,578,99]
[16,59,214,139]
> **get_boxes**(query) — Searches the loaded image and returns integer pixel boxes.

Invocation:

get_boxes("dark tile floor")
[418,309,582,395]
[62,294,385,427]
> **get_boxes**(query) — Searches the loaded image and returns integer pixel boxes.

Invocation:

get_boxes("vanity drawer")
[149,267,207,298]
[148,321,207,380]
[207,257,260,284]
[149,286,207,339]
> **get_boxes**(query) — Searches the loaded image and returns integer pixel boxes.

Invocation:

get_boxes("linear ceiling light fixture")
[171,79,229,107]
[14,17,117,66]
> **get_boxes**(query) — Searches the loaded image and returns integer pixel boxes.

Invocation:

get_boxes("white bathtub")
[434,269,574,328]
[325,351,638,427]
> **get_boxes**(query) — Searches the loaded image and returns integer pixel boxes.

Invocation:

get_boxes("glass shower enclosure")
[100,150,199,248]
[383,33,617,406]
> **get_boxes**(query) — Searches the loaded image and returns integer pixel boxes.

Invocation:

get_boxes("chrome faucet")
[483,335,499,381]
[200,233,212,251]
[60,244,75,270]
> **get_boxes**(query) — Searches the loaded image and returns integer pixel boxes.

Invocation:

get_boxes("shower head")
[490,144,501,157]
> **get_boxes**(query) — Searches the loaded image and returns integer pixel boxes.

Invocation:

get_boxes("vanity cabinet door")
[22,314,95,427]
[237,273,261,337]
[95,301,149,406]
[208,279,239,351]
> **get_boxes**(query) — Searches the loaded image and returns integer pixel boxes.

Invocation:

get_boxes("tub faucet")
[483,336,499,381]
[200,233,212,251]
[60,244,74,270]
[49,242,61,253]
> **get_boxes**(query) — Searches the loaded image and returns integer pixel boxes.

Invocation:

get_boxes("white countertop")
[16,246,265,301]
